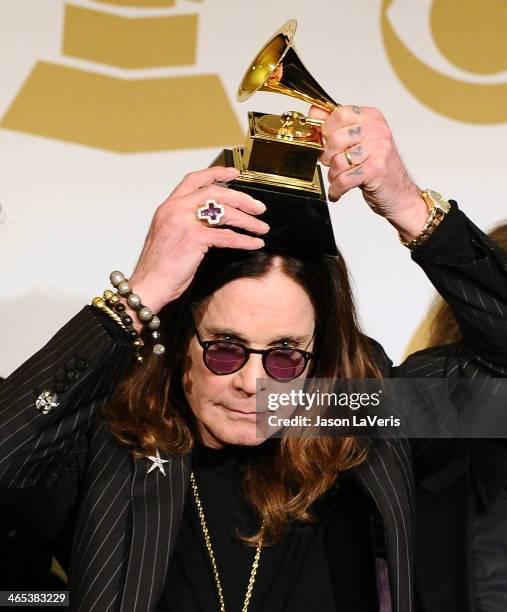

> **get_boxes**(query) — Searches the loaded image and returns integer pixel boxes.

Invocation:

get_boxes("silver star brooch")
[146,450,169,476]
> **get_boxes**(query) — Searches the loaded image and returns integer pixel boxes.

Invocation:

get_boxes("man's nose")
[232,353,267,396]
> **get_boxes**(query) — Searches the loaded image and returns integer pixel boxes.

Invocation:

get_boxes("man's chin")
[209,423,268,448]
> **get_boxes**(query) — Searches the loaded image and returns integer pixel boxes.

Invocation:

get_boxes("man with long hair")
[0,105,506,612]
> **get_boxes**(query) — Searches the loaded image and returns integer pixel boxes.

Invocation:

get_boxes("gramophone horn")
[237,19,338,112]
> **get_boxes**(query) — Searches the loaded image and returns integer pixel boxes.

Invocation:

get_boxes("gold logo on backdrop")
[1,1,242,152]
[92,0,176,6]
[381,0,507,124]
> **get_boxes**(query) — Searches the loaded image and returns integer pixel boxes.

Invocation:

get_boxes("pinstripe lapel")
[349,439,415,612]
[69,421,134,612]
[120,449,191,612]
[69,419,191,612]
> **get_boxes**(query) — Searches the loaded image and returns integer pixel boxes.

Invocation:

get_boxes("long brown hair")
[104,248,383,545]
[428,222,507,346]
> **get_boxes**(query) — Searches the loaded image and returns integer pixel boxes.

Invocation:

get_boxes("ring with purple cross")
[196,199,225,226]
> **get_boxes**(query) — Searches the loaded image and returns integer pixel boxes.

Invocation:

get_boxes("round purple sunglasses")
[193,323,314,382]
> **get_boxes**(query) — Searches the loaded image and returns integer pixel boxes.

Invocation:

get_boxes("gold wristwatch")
[400,189,451,250]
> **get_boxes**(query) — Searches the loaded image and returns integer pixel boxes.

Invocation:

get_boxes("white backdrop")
[1,0,506,376]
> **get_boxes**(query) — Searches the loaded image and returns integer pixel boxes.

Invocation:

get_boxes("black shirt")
[158,440,378,611]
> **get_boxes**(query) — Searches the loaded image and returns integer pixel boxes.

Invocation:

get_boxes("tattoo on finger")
[348,126,362,138]
[351,146,362,157]
[347,167,364,176]
[352,105,361,115]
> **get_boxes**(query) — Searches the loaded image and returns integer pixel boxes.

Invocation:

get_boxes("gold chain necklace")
[190,471,265,612]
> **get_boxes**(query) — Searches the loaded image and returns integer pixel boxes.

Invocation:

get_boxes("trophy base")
[232,146,322,195]
[210,148,338,256]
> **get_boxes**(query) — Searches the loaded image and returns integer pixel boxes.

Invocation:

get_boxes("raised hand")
[309,105,429,241]
[128,166,269,314]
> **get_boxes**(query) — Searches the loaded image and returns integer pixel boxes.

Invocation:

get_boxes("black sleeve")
[0,306,133,542]
[409,201,507,374]
[391,202,507,480]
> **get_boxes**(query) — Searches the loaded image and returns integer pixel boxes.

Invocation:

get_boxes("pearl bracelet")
[109,271,166,357]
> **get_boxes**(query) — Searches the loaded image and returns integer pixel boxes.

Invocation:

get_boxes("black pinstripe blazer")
[1,204,506,612]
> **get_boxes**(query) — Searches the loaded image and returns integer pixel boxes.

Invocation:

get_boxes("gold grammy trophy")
[212,19,340,255]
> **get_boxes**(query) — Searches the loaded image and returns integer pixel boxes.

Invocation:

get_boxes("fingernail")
[254,200,267,212]
[260,221,270,233]
[255,238,265,247]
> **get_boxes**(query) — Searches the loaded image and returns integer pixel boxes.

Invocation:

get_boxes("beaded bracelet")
[92,295,144,362]
[109,271,166,357]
